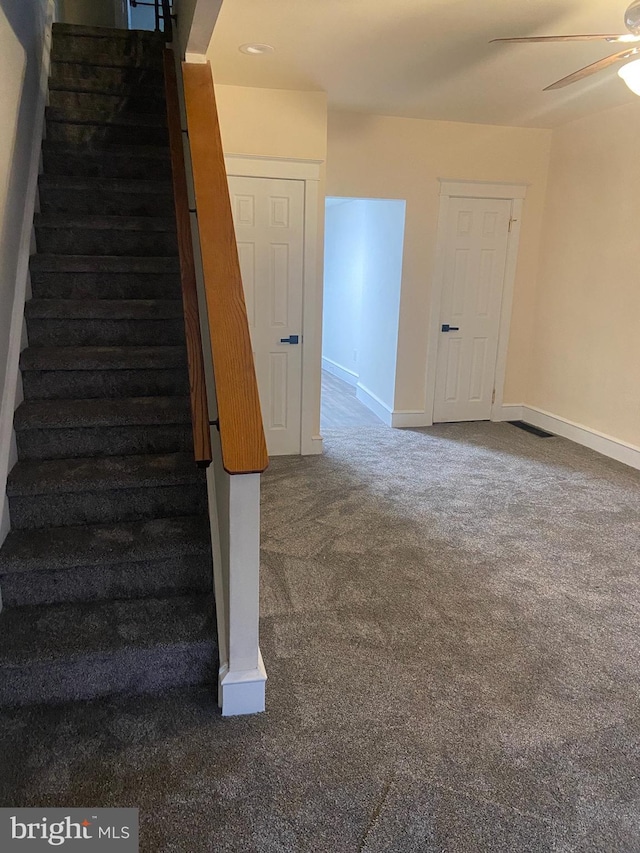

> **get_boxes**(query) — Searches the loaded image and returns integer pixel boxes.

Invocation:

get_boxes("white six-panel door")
[433,197,511,423]
[228,175,305,455]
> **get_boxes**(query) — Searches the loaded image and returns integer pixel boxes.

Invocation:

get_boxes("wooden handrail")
[182,62,269,476]
[163,48,212,468]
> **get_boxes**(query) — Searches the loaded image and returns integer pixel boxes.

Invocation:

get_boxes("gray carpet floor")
[1,422,639,852]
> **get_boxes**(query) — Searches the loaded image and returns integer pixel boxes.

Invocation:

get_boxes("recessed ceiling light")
[239,43,274,55]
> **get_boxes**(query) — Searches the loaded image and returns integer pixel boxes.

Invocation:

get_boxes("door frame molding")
[424,179,527,425]
[224,154,323,455]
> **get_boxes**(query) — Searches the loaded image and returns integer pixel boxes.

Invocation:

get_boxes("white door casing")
[228,175,305,455]
[433,196,511,422]
[426,180,527,425]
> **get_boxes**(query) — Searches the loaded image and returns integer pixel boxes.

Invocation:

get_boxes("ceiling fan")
[491,0,640,92]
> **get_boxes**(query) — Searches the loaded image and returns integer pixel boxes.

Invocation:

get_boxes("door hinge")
[508,217,518,233]
[491,389,496,404]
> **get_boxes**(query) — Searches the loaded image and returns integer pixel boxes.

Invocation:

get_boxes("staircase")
[0,24,217,706]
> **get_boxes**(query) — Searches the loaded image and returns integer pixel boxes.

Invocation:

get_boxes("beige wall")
[529,100,640,447]
[213,84,327,161]
[327,111,552,415]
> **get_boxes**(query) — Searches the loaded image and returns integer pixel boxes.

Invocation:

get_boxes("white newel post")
[217,472,266,716]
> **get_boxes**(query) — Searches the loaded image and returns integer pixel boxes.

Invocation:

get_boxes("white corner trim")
[184,52,208,64]
[391,410,430,428]
[491,404,524,422]
[219,649,267,717]
[438,178,528,199]
[356,383,393,426]
[224,154,322,181]
[521,406,640,471]
[321,357,358,387]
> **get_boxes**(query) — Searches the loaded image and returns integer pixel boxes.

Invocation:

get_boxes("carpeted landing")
[1,422,639,851]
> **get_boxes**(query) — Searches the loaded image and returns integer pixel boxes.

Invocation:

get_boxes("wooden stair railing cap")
[182,60,269,476]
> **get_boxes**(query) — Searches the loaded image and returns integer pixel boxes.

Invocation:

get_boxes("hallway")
[320,370,384,429]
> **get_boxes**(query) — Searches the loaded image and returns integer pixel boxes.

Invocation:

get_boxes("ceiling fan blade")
[544,47,640,90]
[491,34,637,44]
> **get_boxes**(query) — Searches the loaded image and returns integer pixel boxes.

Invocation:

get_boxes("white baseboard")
[322,357,358,387]
[492,404,524,422]
[356,383,393,426]
[219,650,267,716]
[521,406,640,471]
[391,410,430,428]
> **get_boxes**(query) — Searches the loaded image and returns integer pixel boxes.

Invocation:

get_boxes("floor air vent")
[508,421,554,438]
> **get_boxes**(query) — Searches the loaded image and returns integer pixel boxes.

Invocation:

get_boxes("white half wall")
[177,0,222,60]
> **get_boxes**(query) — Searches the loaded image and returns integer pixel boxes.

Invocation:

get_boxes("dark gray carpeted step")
[38,176,174,217]
[48,89,166,117]
[25,299,185,346]
[7,452,207,529]
[34,215,177,257]
[29,255,180,299]
[25,298,184,319]
[42,143,171,179]
[20,345,189,400]
[46,111,168,148]
[50,60,164,97]
[51,26,164,69]
[52,23,166,40]
[14,396,193,460]
[0,516,212,606]
[0,594,216,706]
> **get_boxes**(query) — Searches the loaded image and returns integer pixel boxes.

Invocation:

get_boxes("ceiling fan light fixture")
[625,0,640,35]
[618,57,640,93]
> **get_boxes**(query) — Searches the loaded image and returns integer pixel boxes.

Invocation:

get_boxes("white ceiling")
[208,0,640,128]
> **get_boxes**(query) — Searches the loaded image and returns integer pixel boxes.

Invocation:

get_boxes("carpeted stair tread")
[30,255,179,273]
[48,90,166,116]
[0,516,210,576]
[35,214,176,233]
[7,452,203,498]
[0,595,214,664]
[52,23,165,40]
[47,106,167,128]
[43,140,170,158]
[42,145,171,180]
[38,175,173,196]
[49,62,164,97]
[38,177,175,217]
[25,299,183,320]
[0,595,216,706]
[14,396,191,430]
[50,30,164,71]
[20,346,186,371]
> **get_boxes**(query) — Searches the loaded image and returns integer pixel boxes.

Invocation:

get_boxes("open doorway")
[321,197,406,430]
